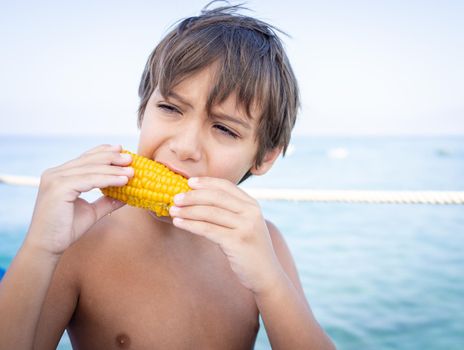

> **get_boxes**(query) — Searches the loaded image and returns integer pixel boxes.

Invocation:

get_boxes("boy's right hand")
[25,144,134,257]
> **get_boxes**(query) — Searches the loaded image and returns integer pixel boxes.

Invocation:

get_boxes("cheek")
[210,149,255,183]
[137,116,165,155]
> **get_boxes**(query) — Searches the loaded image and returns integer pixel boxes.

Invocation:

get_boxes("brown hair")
[137,2,299,184]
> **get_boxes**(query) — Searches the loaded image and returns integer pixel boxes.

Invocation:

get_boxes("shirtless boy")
[0,3,335,349]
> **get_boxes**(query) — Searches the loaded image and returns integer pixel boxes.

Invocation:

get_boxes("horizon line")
[1,131,463,139]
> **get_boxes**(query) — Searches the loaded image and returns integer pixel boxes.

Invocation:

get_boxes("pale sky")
[1,0,463,136]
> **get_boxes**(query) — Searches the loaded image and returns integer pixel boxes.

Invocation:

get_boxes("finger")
[82,144,122,155]
[56,144,122,169]
[62,173,130,196]
[81,174,130,191]
[174,189,257,214]
[172,217,229,245]
[58,150,132,172]
[79,149,132,166]
[175,188,242,213]
[73,196,126,235]
[188,177,255,203]
[169,205,238,229]
[57,163,135,178]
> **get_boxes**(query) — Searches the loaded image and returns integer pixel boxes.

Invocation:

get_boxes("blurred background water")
[1,134,463,349]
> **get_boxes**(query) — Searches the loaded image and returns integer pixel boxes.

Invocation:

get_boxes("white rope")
[242,188,464,205]
[1,173,463,205]
[0,174,40,187]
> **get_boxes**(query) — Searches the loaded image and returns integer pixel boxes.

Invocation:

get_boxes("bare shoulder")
[265,219,306,299]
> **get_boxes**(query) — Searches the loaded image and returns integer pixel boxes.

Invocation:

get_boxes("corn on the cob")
[101,150,191,216]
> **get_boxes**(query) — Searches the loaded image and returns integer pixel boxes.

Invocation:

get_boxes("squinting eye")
[214,124,239,138]
[157,103,180,114]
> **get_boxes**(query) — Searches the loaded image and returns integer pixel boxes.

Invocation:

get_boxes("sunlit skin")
[136,65,286,292]
[137,66,265,185]
[0,64,335,349]
[32,66,287,348]
[136,64,275,226]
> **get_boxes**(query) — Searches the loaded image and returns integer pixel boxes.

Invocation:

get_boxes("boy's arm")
[256,220,336,350]
[0,238,81,350]
[0,144,132,349]
[0,240,62,349]
[169,176,336,350]
[34,244,81,349]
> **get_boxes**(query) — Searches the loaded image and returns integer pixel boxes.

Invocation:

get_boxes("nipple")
[115,333,131,348]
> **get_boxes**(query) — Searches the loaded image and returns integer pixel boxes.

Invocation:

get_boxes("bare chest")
[68,243,259,349]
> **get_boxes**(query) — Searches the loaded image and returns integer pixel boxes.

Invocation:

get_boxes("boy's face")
[137,65,268,184]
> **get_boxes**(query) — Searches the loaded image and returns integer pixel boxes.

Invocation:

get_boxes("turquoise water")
[1,134,463,349]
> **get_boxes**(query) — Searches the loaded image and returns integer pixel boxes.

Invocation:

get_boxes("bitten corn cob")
[101,150,191,217]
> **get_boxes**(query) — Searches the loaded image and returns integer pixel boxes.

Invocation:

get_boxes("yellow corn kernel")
[101,150,191,217]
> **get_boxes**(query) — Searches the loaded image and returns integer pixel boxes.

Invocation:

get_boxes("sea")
[0,134,463,349]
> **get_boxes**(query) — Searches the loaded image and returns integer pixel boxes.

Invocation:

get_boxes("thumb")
[92,196,126,221]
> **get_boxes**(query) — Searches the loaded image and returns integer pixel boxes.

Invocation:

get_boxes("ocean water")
[1,134,463,349]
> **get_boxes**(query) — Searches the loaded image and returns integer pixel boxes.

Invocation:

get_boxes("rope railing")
[0,174,40,187]
[1,173,463,205]
[243,188,464,205]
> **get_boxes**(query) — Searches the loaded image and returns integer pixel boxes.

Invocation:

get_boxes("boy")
[0,3,335,349]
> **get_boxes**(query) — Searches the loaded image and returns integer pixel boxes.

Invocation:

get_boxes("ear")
[250,146,282,176]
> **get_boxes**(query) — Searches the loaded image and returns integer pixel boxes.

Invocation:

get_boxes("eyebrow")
[167,91,194,110]
[211,112,251,130]
[167,91,251,130]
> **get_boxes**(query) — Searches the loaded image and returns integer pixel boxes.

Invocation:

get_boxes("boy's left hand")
[169,176,284,295]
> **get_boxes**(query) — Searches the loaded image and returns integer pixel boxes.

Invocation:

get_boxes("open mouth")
[157,161,191,179]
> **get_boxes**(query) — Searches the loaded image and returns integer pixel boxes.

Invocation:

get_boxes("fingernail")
[174,193,185,204]
[120,153,132,160]
[169,206,180,215]
[173,217,184,226]
[124,166,134,175]
[188,177,198,186]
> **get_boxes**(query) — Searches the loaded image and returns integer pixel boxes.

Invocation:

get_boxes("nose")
[169,120,203,161]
